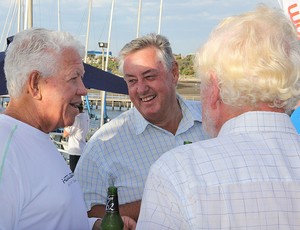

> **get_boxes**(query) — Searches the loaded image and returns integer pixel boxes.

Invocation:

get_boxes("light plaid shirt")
[137,111,300,230]
[75,95,209,210]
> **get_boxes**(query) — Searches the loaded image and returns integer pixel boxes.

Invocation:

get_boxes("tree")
[175,54,195,78]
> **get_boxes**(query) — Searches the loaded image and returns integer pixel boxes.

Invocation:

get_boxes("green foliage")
[175,54,195,77]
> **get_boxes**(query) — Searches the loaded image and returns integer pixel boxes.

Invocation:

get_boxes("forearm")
[88,204,106,219]
[88,200,141,222]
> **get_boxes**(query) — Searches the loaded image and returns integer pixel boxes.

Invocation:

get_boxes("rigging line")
[0,125,18,184]
[0,0,16,50]
[3,0,18,51]
[84,0,92,63]
[84,1,110,52]
[74,4,89,46]
[97,11,110,45]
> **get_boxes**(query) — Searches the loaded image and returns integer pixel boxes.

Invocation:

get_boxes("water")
[87,105,126,139]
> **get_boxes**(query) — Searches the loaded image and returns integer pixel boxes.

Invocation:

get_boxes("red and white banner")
[278,0,300,38]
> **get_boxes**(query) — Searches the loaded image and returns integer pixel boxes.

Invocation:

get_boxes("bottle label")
[106,194,119,213]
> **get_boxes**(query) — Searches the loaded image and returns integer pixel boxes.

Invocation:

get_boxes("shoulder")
[146,138,224,189]
[184,100,202,114]
[0,115,22,140]
[105,109,135,128]
[185,100,201,108]
[152,138,220,173]
[177,93,201,115]
[176,98,203,126]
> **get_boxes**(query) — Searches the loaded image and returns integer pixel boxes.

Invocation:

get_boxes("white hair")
[4,28,85,98]
[194,5,300,113]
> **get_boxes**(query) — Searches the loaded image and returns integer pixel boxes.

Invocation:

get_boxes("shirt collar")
[218,111,297,137]
[134,94,202,135]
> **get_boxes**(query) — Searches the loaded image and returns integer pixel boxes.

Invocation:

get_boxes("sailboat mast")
[24,0,33,29]
[100,0,115,126]
[158,0,163,34]
[104,0,114,72]
[136,0,142,38]
[84,0,92,63]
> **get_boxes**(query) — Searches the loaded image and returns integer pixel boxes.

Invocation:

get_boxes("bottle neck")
[105,194,120,213]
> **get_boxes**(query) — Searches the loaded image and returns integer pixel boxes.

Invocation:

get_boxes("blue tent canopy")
[82,62,128,94]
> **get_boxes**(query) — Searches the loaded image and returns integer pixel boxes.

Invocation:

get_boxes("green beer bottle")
[100,186,124,230]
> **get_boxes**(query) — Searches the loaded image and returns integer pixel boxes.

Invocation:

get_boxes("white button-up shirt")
[137,111,300,229]
[75,95,209,210]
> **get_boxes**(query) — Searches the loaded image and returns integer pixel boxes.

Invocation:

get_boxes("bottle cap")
[107,186,118,195]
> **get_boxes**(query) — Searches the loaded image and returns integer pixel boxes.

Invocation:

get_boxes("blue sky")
[0,0,279,56]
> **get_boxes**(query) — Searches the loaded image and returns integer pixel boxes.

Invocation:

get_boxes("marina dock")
[86,92,132,110]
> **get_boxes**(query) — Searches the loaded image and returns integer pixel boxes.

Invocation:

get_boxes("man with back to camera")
[137,5,300,229]
[75,33,209,221]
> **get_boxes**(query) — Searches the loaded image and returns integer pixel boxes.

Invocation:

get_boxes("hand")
[92,219,102,230]
[122,216,136,230]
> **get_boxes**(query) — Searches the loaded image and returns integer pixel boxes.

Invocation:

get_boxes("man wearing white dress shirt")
[75,33,209,222]
[137,5,300,229]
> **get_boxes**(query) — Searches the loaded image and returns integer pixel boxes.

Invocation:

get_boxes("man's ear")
[27,71,42,99]
[171,61,179,84]
[209,73,221,110]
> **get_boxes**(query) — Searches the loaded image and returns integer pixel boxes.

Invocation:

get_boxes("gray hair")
[4,28,85,98]
[118,33,174,74]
